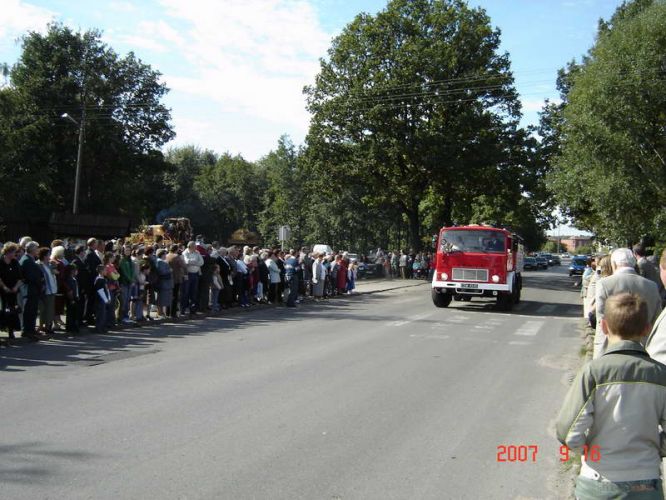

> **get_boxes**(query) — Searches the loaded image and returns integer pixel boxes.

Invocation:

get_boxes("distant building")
[549,235,593,252]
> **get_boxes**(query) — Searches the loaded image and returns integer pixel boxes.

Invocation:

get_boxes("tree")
[547,0,666,243]
[0,23,174,221]
[304,0,524,250]
[164,145,217,207]
[256,136,307,247]
[541,240,568,254]
[194,153,267,240]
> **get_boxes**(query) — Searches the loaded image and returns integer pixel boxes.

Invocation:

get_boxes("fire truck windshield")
[440,230,506,253]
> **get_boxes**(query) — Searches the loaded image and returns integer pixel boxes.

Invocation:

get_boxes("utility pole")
[62,106,86,215]
[73,105,85,214]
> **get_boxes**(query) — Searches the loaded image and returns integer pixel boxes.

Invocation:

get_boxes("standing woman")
[336,255,348,295]
[245,254,257,304]
[311,253,325,300]
[50,246,67,329]
[258,252,270,303]
[266,251,281,304]
[581,257,596,320]
[155,249,173,319]
[103,252,120,328]
[347,260,358,294]
[586,255,612,329]
[0,243,23,340]
[37,247,57,335]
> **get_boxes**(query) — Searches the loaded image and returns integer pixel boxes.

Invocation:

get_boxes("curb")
[355,281,428,295]
[0,281,428,348]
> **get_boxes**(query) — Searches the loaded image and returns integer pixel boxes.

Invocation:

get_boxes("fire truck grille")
[452,268,488,282]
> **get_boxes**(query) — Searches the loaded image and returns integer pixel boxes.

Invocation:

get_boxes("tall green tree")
[0,23,174,221]
[547,0,666,242]
[194,153,267,240]
[305,0,524,250]
[256,136,308,247]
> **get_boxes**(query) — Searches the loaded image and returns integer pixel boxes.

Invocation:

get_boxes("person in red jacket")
[337,255,348,294]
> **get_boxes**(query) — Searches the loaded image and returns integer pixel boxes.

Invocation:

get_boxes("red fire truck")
[431,225,524,311]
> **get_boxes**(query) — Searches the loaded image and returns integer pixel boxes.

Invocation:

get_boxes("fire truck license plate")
[461,283,479,289]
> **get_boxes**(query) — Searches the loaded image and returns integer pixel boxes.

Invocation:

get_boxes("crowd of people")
[360,249,435,281]
[558,245,666,499]
[0,236,388,344]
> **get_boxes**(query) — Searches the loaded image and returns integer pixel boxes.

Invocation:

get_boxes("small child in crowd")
[93,265,111,333]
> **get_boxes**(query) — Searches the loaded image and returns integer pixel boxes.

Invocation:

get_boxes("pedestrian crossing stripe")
[514,321,545,336]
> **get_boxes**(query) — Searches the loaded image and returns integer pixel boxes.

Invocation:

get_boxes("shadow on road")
[0,294,392,372]
[0,441,102,484]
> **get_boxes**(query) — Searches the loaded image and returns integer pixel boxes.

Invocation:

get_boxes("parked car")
[548,254,561,266]
[523,257,537,270]
[535,256,548,269]
[569,256,587,276]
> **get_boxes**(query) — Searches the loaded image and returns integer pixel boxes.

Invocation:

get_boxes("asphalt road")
[1,265,582,500]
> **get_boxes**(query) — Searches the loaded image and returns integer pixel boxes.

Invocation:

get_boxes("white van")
[312,244,333,256]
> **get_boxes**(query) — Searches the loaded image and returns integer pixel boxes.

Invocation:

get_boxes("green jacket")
[118,256,135,285]
[556,340,666,482]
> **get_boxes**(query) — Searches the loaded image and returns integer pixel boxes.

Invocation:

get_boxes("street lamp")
[61,111,85,214]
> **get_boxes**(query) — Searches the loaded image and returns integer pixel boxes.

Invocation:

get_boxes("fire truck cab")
[431,225,524,311]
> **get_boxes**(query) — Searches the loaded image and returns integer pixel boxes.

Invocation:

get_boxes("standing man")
[634,244,664,299]
[166,244,186,318]
[182,241,203,314]
[19,241,42,341]
[71,245,88,328]
[284,250,299,307]
[645,249,666,362]
[593,248,662,358]
[84,238,101,325]
[300,247,313,298]
[399,251,407,279]
[118,245,135,325]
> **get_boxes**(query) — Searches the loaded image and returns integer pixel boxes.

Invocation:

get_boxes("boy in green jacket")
[556,293,666,499]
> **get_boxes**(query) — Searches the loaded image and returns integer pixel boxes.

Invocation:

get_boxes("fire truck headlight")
[491,275,500,283]
[440,272,448,280]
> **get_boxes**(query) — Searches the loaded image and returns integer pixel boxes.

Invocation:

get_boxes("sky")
[1,0,622,235]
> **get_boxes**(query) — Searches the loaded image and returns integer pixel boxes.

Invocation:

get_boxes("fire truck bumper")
[431,280,511,295]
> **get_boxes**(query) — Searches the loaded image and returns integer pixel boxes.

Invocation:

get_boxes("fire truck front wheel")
[432,290,452,308]
[496,291,514,311]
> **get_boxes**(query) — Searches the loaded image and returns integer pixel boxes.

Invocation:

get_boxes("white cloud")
[107,20,186,53]
[521,98,548,113]
[109,0,138,12]
[0,0,55,40]
[157,0,332,149]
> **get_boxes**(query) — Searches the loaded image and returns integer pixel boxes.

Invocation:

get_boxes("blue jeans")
[186,273,199,312]
[95,300,107,332]
[575,476,663,500]
[120,284,131,320]
[211,288,220,311]
[131,284,143,320]
[287,275,298,306]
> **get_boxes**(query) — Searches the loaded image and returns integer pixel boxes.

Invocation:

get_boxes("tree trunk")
[442,188,453,227]
[407,208,421,252]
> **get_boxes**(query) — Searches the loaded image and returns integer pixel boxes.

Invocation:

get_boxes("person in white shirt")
[182,241,204,314]
[312,253,326,299]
